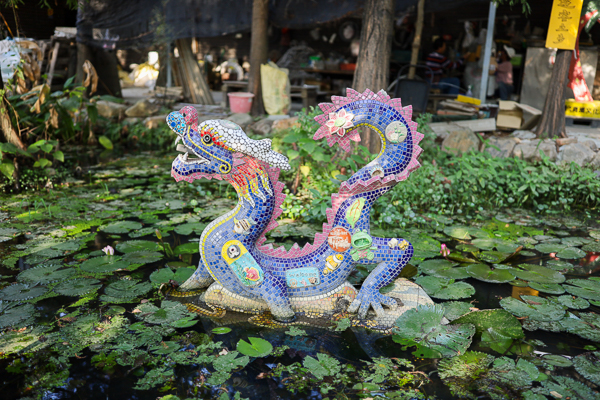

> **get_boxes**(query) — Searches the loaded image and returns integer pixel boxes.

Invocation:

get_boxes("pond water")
[0,152,599,400]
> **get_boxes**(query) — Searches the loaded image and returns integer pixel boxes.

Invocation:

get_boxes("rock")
[143,115,168,129]
[125,99,161,118]
[225,113,253,130]
[590,152,600,169]
[441,128,481,155]
[248,118,274,135]
[582,139,598,152]
[512,130,536,140]
[513,139,557,162]
[124,117,141,124]
[556,137,578,146]
[271,117,300,131]
[483,136,519,158]
[557,142,596,166]
[96,100,128,119]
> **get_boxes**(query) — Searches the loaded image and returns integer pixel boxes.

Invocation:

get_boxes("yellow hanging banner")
[546,0,584,50]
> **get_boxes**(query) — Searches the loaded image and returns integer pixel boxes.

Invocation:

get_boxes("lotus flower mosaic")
[166,88,424,323]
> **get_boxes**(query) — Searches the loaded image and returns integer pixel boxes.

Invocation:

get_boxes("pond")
[0,152,599,400]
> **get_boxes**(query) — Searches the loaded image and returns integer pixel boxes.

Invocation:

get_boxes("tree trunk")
[535,49,570,139]
[75,0,93,87]
[352,0,395,154]
[0,70,24,150]
[408,0,425,79]
[248,0,268,116]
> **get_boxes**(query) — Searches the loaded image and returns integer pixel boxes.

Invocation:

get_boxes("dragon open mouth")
[174,138,209,165]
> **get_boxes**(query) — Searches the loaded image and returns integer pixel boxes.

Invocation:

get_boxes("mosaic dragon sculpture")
[167,89,423,322]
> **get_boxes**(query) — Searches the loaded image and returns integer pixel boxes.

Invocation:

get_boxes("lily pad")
[100,221,143,234]
[115,240,160,253]
[582,242,600,252]
[136,300,191,325]
[237,337,274,358]
[509,264,565,284]
[560,313,600,342]
[173,243,198,255]
[466,264,515,283]
[536,375,599,400]
[557,295,589,310]
[104,280,152,298]
[534,243,566,253]
[442,301,474,321]
[527,282,565,295]
[149,267,194,285]
[545,260,574,271]
[0,303,37,328]
[17,264,76,285]
[414,276,475,300]
[499,295,566,322]
[476,250,511,264]
[561,237,591,247]
[573,352,600,385]
[563,279,600,301]
[174,222,207,236]
[80,256,129,273]
[556,247,586,259]
[418,259,470,279]
[541,354,573,368]
[0,284,48,301]
[453,309,524,353]
[122,251,163,265]
[54,278,101,296]
[393,304,475,358]
[438,351,495,399]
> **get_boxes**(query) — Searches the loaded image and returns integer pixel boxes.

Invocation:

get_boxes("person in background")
[496,47,514,100]
[425,38,468,95]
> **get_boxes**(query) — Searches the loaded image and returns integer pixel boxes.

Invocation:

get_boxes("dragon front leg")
[254,273,296,322]
[348,237,413,319]
[179,260,214,290]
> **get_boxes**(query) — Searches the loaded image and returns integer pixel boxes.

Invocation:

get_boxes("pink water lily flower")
[440,244,451,257]
[326,109,355,137]
[102,245,115,256]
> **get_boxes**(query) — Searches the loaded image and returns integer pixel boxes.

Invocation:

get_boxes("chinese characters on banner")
[546,0,584,49]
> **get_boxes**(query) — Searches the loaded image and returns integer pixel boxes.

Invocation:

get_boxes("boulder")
[225,113,253,130]
[590,152,600,169]
[144,115,168,129]
[249,118,274,135]
[483,136,519,158]
[557,142,596,166]
[513,139,557,162]
[271,116,300,131]
[582,139,598,152]
[556,137,578,147]
[441,128,480,155]
[96,100,128,119]
[511,130,536,140]
[125,99,161,118]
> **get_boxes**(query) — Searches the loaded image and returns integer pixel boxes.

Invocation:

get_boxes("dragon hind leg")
[256,273,295,322]
[179,261,214,290]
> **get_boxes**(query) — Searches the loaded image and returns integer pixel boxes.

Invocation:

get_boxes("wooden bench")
[221,80,318,112]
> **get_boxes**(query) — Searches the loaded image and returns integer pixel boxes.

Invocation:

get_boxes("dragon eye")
[202,134,213,145]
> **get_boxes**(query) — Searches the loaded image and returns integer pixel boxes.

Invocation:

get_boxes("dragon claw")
[348,288,398,319]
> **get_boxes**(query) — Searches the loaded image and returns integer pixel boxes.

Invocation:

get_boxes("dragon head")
[167,110,291,183]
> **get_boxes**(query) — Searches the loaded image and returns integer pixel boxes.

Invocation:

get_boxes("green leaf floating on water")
[236,337,273,358]
[453,309,524,353]
[122,251,163,265]
[545,259,574,271]
[149,340,180,355]
[443,225,488,240]
[135,300,192,325]
[528,282,565,295]
[100,221,143,234]
[54,278,101,296]
[80,256,129,273]
[17,264,76,285]
[0,303,37,328]
[211,327,232,335]
[173,243,199,255]
[302,353,341,379]
[556,247,587,259]
[414,276,475,300]
[393,304,475,358]
[508,264,565,284]
[466,264,516,283]
[556,295,590,310]
[418,259,470,279]
[438,351,495,398]
[563,279,600,301]
[541,354,573,368]
[535,375,599,400]
[174,222,207,236]
[534,243,567,253]
[582,242,600,252]
[559,312,600,342]
[115,240,160,253]
[149,267,194,285]
[104,279,152,298]
[442,301,474,321]
[0,283,49,301]
[500,295,566,322]
[573,352,600,386]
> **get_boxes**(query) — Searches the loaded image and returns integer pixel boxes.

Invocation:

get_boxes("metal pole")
[166,42,172,88]
[479,1,496,103]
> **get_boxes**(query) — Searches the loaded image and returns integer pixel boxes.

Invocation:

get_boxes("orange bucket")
[228,92,254,113]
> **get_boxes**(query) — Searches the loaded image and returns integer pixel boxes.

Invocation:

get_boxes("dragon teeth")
[174,137,182,146]
[182,152,188,161]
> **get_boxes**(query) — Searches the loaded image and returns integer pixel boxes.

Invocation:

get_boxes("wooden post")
[479,1,496,102]
[408,0,425,79]
[535,49,570,139]
[175,38,215,105]
[352,0,395,154]
[248,0,268,116]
